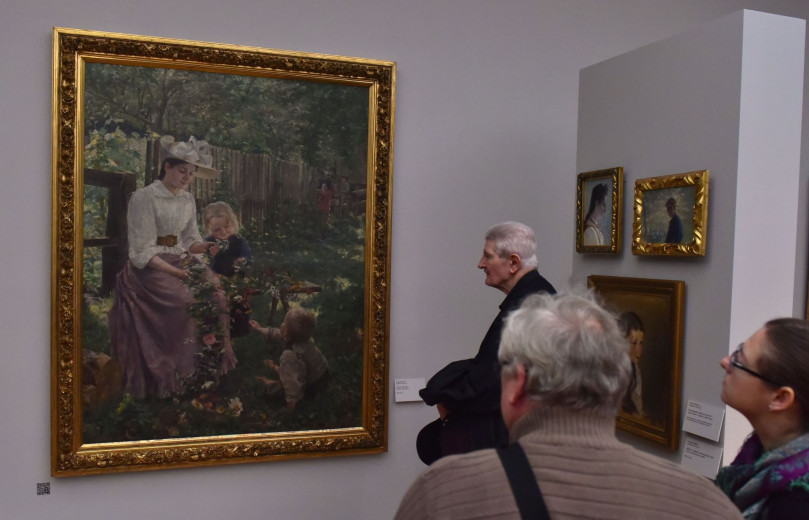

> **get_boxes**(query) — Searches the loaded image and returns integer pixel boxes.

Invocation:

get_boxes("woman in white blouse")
[109,136,237,398]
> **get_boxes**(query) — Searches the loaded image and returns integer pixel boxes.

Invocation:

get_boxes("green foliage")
[81,298,111,355]
[83,63,368,176]
[83,393,157,442]
[82,183,106,291]
[82,214,367,442]
[209,169,240,214]
[83,129,147,293]
[84,127,147,180]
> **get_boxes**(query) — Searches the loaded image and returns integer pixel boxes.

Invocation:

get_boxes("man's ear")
[505,363,528,405]
[508,254,523,274]
[769,386,796,412]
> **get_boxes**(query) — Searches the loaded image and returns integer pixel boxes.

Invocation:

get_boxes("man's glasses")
[729,343,783,387]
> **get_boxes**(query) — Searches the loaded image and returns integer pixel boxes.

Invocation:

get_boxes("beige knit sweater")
[394,407,742,519]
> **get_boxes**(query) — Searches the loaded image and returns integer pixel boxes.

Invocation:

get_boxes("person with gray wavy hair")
[497,292,630,418]
[396,291,742,520]
[483,221,539,276]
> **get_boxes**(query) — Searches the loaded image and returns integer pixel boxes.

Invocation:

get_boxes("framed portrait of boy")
[576,167,623,254]
[588,275,685,450]
[632,170,709,256]
[51,28,395,476]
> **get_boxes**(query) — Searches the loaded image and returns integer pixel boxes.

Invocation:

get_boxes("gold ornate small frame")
[588,275,685,450]
[52,28,394,476]
[632,170,709,256]
[576,167,623,254]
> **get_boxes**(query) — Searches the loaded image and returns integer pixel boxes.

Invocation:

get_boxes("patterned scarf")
[715,432,809,519]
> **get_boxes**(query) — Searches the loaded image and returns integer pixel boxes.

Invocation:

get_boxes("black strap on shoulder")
[497,443,550,520]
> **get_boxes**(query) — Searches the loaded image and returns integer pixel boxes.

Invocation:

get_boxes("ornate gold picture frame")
[588,275,685,450]
[52,28,394,476]
[632,170,709,256]
[576,167,623,254]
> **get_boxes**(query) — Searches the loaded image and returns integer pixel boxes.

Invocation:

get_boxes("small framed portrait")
[632,170,709,256]
[588,275,685,450]
[576,167,623,254]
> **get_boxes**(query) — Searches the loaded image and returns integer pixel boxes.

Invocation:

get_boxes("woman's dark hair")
[760,318,809,430]
[584,183,608,222]
[158,158,193,180]
[618,311,644,337]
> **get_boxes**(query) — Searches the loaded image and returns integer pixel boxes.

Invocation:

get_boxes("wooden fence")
[145,138,365,233]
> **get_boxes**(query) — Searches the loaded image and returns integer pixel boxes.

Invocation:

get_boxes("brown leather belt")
[156,235,178,247]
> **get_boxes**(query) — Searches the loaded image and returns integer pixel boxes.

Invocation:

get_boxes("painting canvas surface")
[582,177,614,245]
[600,291,672,427]
[641,186,696,244]
[80,62,369,443]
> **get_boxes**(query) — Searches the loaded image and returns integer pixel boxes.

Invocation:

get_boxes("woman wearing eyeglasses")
[716,318,809,519]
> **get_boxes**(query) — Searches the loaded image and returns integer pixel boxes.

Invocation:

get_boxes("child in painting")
[619,311,645,416]
[203,201,253,336]
[203,201,253,277]
[250,307,330,410]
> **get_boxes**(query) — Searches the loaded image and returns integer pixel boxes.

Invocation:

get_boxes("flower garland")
[177,241,311,416]
[178,240,232,399]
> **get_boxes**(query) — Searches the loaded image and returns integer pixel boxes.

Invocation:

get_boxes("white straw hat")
[159,135,219,179]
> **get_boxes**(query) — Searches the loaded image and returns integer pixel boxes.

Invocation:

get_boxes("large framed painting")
[51,28,395,476]
[576,167,623,254]
[588,275,685,449]
[632,170,709,256]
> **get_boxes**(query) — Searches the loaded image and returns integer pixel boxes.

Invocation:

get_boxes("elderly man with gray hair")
[397,291,742,520]
[417,222,556,465]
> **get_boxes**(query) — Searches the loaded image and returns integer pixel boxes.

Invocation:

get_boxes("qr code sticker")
[37,482,50,496]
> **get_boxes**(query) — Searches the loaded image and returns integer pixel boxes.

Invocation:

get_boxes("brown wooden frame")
[588,275,685,449]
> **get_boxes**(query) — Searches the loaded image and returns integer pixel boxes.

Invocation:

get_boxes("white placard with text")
[682,399,725,442]
[394,378,426,402]
[681,437,724,479]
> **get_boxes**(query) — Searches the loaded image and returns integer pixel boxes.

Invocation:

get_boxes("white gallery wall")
[574,10,805,463]
[2,1,809,519]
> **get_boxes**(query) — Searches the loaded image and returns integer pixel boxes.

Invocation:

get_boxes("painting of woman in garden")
[80,62,369,443]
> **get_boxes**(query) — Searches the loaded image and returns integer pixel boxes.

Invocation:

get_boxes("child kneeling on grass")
[250,306,330,410]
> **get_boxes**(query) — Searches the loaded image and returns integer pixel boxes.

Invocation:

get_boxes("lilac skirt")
[109,254,237,398]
